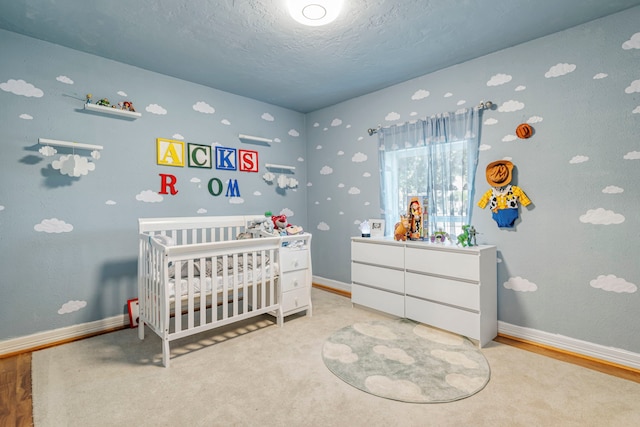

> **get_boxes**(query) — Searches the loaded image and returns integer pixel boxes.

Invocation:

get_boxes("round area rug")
[322,319,490,403]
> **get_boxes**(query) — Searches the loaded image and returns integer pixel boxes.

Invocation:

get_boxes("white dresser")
[279,233,313,318]
[351,237,497,347]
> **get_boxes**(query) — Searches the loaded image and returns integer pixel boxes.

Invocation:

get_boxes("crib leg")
[138,322,145,340]
[277,307,283,328]
[163,339,170,368]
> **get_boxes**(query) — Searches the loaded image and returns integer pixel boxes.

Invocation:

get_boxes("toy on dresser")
[394,215,409,241]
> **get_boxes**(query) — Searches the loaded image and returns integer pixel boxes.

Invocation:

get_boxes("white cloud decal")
[39,146,57,157]
[193,101,215,114]
[515,85,526,91]
[487,73,512,86]
[348,187,361,195]
[0,79,44,97]
[602,185,623,194]
[363,172,371,177]
[253,191,261,196]
[504,276,538,292]
[385,112,400,121]
[444,92,453,98]
[457,100,466,106]
[593,73,608,80]
[633,106,640,114]
[317,222,330,231]
[19,113,33,120]
[579,208,625,225]
[313,122,320,127]
[544,63,576,78]
[331,118,342,127]
[411,89,430,100]
[623,151,640,159]
[352,152,367,163]
[261,112,274,121]
[172,133,184,140]
[484,118,498,125]
[190,177,201,183]
[625,80,640,94]
[229,197,244,204]
[288,129,300,137]
[320,166,333,175]
[297,157,304,162]
[590,275,637,293]
[146,104,167,115]
[569,155,589,164]
[52,154,95,177]
[622,32,640,50]
[316,145,323,150]
[197,208,207,214]
[221,119,231,125]
[502,134,517,142]
[136,190,163,203]
[498,100,525,112]
[34,218,73,233]
[337,150,344,156]
[117,91,128,97]
[105,200,116,205]
[58,300,87,314]
[527,116,543,124]
[479,144,491,151]
[56,75,74,85]
[280,208,294,217]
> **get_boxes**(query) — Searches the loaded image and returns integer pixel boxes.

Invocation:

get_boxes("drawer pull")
[293,280,299,287]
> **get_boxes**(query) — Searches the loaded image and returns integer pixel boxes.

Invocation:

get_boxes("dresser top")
[351,236,495,253]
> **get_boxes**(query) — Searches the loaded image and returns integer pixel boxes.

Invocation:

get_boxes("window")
[378,109,481,239]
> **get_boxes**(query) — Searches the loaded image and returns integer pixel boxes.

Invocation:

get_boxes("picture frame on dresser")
[368,219,385,237]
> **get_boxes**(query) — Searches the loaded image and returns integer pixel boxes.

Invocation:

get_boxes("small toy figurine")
[433,229,449,244]
[122,101,136,112]
[85,94,92,104]
[394,215,409,241]
[457,225,471,247]
[95,98,110,107]
[468,226,477,246]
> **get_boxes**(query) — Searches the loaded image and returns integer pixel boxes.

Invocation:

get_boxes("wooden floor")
[1,327,638,426]
[0,353,33,427]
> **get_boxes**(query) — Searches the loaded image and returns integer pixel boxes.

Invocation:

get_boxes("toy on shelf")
[394,215,409,241]
[95,98,110,107]
[85,94,92,104]
[407,196,423,240]
[456,225,477,247]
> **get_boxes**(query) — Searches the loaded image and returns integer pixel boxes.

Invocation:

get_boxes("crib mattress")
[167,263,279,298]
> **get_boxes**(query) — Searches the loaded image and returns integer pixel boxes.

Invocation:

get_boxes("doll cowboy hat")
[485,160,513,187]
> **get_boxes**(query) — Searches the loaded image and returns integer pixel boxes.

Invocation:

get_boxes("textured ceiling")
[1,0,640,113]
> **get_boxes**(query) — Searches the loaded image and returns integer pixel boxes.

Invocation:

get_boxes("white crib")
[137,215,310,367]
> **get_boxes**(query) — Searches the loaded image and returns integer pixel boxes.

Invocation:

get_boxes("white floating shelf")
[85,103,141,118]
[239,134,272,144]
[265,163,295,171]
[39,138,103,151]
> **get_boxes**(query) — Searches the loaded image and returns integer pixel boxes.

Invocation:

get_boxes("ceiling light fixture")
[287,0,343,26]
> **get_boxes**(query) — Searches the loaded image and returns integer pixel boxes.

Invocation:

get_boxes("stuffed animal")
[394,215,409,241]
[271,214,291,234]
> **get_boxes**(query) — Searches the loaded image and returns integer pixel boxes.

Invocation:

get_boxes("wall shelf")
[84,103,141,118]
[39,138,103,151]
[239,134,272,145]
[265,163,295,171]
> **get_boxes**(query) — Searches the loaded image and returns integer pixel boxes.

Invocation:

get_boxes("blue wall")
[0,29,307,339]
[306,8,640,353]
[1,7,639,355]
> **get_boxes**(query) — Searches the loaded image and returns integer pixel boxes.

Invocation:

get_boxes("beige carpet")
[33,288,640,426]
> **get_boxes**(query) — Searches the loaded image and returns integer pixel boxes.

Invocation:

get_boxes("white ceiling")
[1,0,640,113]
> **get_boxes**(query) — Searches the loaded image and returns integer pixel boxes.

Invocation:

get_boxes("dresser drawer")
[351,241,404,269]
[406,296,479,341]
[406,247,479,281]
[352,283,404,317]
[281,286,310,313]
[405,272,479,311]
[281,269,308,293]
[352,262,404,294]
[280,249,309,273]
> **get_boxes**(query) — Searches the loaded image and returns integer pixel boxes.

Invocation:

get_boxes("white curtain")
[378,108,481,238]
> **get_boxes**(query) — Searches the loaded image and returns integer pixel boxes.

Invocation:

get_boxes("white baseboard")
[312,275,351,293]
[498,321,640,370]
[0,314,128,356]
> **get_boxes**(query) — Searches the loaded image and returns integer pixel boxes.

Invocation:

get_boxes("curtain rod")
[367,100,493,136]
